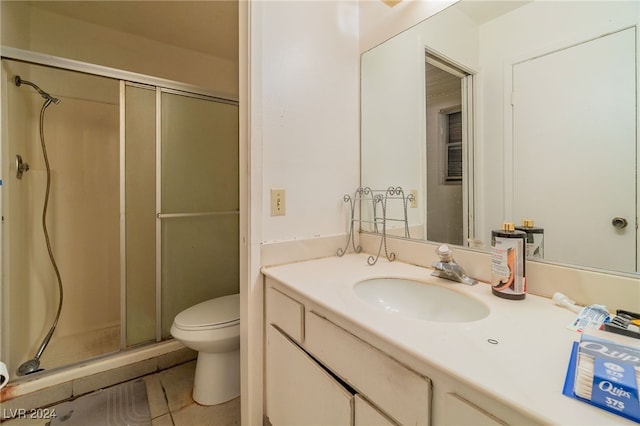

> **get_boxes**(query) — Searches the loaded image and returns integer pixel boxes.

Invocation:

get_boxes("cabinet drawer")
[305,311,431,425]
[266,286,304,343]
[266,325,352,425]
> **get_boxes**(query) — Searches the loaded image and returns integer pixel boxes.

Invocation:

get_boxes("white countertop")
[262,253,637,425]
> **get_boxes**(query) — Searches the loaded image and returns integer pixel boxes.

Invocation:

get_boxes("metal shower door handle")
[611,217,628,229]
[16,154,29,179]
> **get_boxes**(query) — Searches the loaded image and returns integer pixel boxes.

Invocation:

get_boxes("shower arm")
[14,76,60,104]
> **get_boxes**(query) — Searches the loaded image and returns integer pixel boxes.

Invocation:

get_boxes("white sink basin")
[353,278,489,322]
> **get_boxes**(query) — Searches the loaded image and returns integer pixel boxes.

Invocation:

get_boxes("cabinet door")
[355,395,398,426]
[266,325,353,425]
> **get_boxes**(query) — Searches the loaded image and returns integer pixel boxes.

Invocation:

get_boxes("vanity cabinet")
[265,284,422,425]
[261,254,631,425]
[264,278,529,426]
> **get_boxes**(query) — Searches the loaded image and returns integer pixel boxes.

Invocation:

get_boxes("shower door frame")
[0,47,239,368]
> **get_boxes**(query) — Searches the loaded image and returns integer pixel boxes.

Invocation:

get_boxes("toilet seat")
[173,293,239,331]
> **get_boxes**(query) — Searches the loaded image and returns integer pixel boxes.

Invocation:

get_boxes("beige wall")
[1,2,238,98]
[0,1,30,50]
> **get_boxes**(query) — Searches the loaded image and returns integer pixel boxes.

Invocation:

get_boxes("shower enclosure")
[0,55,239,379]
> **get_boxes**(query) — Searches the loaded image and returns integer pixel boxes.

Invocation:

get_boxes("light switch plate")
[271,189,286,216]
[410,189,418,208]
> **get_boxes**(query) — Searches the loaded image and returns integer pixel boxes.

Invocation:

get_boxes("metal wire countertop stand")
[337,186,415,265]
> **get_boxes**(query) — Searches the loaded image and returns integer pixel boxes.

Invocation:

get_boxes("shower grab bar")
[157,210,239,219]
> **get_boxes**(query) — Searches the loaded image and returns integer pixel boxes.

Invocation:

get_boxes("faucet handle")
[435,244,453,262]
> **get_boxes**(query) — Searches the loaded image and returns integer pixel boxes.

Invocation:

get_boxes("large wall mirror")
[361,0,639,276]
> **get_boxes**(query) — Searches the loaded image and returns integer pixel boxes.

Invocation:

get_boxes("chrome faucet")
[431,244,478,285]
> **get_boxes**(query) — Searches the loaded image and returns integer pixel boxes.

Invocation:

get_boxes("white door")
[512,28,636,273]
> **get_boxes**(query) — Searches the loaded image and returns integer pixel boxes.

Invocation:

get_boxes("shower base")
[39,325,121,372]
[2,339,188,412]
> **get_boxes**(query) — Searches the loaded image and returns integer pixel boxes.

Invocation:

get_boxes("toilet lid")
[173,293,240,330]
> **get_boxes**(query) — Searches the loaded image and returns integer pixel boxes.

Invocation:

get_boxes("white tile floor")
[2,361,240,426]
[147,361,240,426]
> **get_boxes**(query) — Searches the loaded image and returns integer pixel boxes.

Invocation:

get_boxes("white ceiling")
[27,1,238,62]
[456,0,530,24]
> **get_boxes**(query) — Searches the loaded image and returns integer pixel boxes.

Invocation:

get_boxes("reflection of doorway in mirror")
[425,55,471,247]
[510,27,637,273]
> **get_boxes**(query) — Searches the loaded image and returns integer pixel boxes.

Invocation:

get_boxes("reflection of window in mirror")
[441,108,462,184]
[425,54,471,247]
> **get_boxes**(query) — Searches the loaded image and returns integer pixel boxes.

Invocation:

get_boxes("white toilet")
[170,293,240,406]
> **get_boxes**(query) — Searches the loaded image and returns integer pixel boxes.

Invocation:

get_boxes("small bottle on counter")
[515,219,544,259]
[491,222,526,300]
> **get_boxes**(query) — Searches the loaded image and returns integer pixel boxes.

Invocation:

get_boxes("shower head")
[14,75,61,105]
[17,357,42,376]
[17,317,58,375]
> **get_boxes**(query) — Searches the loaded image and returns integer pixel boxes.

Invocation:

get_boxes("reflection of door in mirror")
[510,27,637,273]
[425,55,471,247]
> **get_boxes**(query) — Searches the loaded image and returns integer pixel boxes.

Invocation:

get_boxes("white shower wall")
[42,92,121,337]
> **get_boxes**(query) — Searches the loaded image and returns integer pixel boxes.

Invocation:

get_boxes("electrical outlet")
[271,189,286,216]
[410,189,418,208]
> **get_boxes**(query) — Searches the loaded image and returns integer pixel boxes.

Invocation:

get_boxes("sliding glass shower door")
[124,86,240,345]
[158,90,239,339]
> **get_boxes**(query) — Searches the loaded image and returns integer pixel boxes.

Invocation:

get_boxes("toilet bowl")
[170,293,240,406]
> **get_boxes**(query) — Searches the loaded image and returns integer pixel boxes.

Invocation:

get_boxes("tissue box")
[563,330,640,423]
